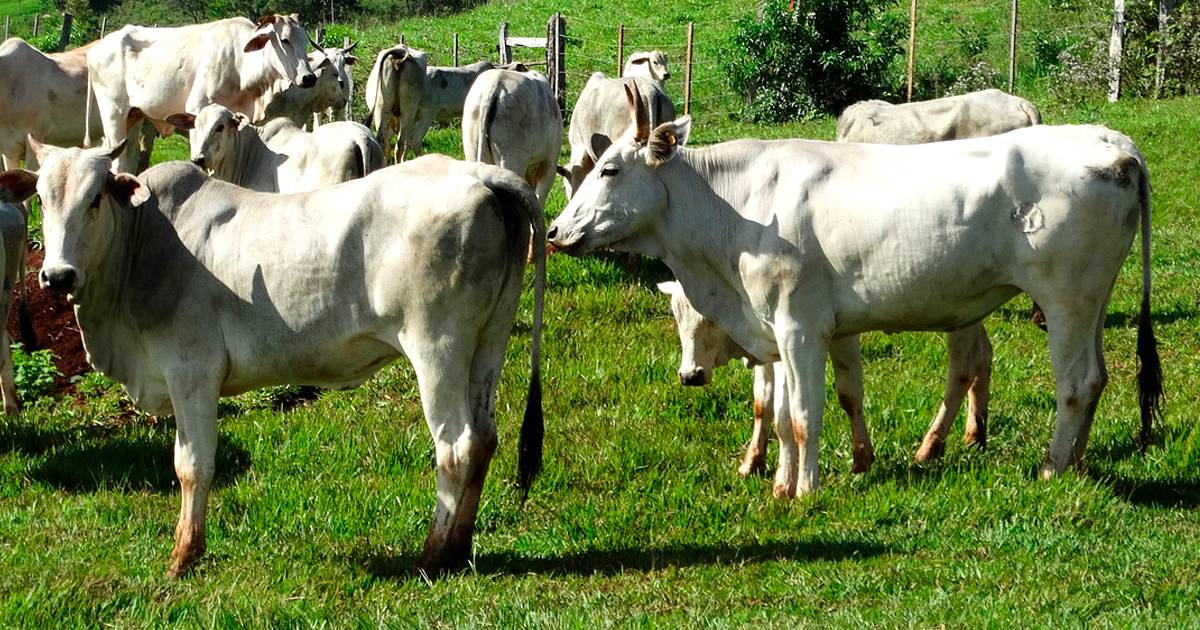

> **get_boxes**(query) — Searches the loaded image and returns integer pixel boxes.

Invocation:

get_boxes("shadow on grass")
[353,536,889,580]
[0,420,69,456]
[1092,474,1200,509]
[1104,303,1197,328]
[30,431,251,494]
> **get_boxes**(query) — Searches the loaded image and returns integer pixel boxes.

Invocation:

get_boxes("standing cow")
[0,182,32,416]
[658,280,992,476]
[836,89,1042,144]
[557,73,675,199]
[549,87,1161,498]
[1,141,545,578]
[86,14,317,172]
[168,104,383,193]
[262,42,358,127]
[462,69,562,205]
[366,45,494,162]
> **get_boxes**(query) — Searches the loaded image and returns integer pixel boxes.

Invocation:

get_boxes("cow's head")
[167,105,250,176]
[308,42,357,110]
[244,14,317,89]
[548,83,691,256]
[626,50,671,82]
[10,139,149,295]
[658,281,743,387]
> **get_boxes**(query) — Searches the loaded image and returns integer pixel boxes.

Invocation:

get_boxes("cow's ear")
[244,33,272,53]
[656,281,681,296]
[588,133,612,161]
[255,14,276,29]
[233,113,251,131]
[630,55,649,65]
[345,54,359,66]
[647,116,691,165]
[165,113,196,132]
[0,169,38,203]
[555,164,570,179]
[27,135,51,165]
[107,173,150,207]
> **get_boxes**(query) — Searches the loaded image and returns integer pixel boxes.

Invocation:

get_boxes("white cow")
[366,45,495,162]
[624,50,671,87]
[0,39,154,172]
[2,140,545,578]
[168,104,383,193]
[86,14,317,172]
[549,87,1162,498]
[0,180,31,415]
[462,69,562,205]
[557,73,675,199]
[658,281,992,476]
[262,42,358,127]
[836,89,1042,144]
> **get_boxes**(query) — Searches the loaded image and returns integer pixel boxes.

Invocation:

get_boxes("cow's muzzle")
[546,225,586,256]
[299,73,317,88]
[40,266,78,293]
[679,367,710,387]
[191,156,207,169]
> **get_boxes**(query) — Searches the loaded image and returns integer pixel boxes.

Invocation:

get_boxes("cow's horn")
[344,40,358,54]
[307,33,327,55]
[629,82,649,143]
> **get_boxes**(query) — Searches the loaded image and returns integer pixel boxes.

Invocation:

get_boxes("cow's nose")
[40,267,77,293]
[299,74,317,88]
[663,72,672,80]
[546,225,559,241]
[679,368,709,387]
[191,156,207,169]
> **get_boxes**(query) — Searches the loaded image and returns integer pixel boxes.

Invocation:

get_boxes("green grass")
[4,1,1200,626]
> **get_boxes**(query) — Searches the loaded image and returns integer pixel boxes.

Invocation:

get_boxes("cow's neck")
[240,52,277,102]
[222,128,281,191]
[649,148,780,361]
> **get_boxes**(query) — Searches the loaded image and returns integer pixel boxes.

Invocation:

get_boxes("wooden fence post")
[4,16,9,40]
[1154,0,1177,98]
[99,16,106,37]
[32,13,39,38]
[555,13,566,118]
[1108,0,1124,102]
[684,22,694,115]
[906,0,916,101]
[453,33,459,66]
[617,24,624,77]
[57,13,72,52]
[343,35,352,122]
[1008,0,1018,92]
[498,22,510,64]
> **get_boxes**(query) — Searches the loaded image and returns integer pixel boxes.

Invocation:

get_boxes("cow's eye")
[600,166,619,178]
[281,37,291,45]
[89,192,101,209]
[214,124,224,133]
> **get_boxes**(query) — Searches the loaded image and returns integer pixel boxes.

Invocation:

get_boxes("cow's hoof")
[418,532,472,578]
[1038,461,1062,481]
[963,431,987,450]
[166,543,204,579]
[771,481,792,500]
[738,455,766,478]
[851,445,875,474]
[914,437,945,463]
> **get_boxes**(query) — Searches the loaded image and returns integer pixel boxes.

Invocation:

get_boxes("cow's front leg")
[829,336,873,473]
[771,363,796,498]
[780,329,830,497]
[739,363,774,477]
[164,373,219,578]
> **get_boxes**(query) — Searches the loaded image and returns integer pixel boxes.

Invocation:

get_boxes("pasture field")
[2,2,1199,627]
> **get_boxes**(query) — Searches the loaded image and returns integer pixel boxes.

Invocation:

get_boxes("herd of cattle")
[0,12,1166,579]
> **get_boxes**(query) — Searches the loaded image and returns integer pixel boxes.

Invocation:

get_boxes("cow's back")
[837,89,1040,144]
[0,38,96,156]
[569,75,675,149]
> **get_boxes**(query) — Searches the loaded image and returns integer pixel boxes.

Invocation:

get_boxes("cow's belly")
[219,333,402,395]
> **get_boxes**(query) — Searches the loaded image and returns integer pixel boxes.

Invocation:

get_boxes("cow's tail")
[1021,99,1043,125]
[471,89,499,163]
[84,72,95,147]
[15,243,35,351]
[1135,161,1163,451]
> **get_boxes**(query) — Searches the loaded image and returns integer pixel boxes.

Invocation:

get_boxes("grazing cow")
[262,42,359,127]
[624,51,671,87]
[0,39,154,173]
[366,45,494,162]
[658,281,992,476]
[462,69,562,204]
[549,87,1162,498]
[557,73,674,199]
[0,183,32,415]
[836,89,1042,144]
[168,104,383,193]
[86,14,317,172]
[2,140,545,578]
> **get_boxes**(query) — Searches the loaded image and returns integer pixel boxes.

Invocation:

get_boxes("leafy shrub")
[944,61,1003,96]
[722,0,905,122]
[11,344,61,402]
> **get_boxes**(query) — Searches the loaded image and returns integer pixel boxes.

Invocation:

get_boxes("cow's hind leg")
[829,336,874,473]
[780,329,829,497]
[962,326,993,449]
[164,372,220,578]
[1038,302,1108,479]
[740,363,773,478]
[915,323,985,462]
[406,335,493,576]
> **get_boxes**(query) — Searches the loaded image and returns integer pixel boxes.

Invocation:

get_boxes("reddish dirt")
[6,245,90,395]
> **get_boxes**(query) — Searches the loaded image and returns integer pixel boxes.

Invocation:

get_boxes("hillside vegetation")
[1,0,1198,626]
